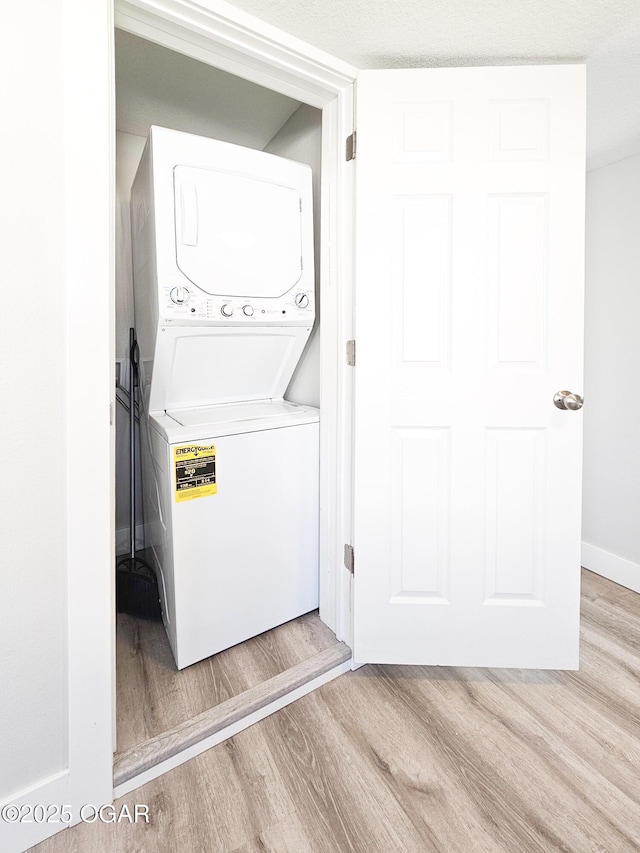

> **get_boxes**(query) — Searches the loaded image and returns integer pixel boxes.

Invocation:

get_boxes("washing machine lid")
[151,400,319,441]
[148,325,312,412]
[168,400,312,427]
[174,165,303,299]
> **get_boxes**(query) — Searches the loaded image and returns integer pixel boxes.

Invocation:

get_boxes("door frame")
[111,0,358,734]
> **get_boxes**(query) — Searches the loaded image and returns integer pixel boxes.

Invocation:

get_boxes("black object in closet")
[116,328,162,621]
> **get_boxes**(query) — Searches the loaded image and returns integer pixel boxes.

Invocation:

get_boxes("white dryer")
[131,127,319,670]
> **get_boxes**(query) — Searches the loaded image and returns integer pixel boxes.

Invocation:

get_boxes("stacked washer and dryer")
[131,126,319,670]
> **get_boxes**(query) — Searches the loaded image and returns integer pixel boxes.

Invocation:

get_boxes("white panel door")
[353,66,586,668]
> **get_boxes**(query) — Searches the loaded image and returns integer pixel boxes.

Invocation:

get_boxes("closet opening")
[113,28,350,791]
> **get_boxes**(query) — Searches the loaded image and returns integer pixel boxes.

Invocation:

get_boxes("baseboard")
[115,524,145,556]
[582,541,640,595]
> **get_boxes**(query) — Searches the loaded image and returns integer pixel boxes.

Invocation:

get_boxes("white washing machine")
[131,126,319,670]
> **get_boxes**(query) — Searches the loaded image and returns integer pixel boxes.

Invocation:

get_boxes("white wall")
[115,132,147,551]
[582,153,640,591]
[116,131,147,360]
[0,0,68,800]
[265,104,322,407]
[0,1,113,839]
[115,29,301,147]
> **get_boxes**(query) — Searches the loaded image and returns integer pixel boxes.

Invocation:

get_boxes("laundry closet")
[114,28,338,760]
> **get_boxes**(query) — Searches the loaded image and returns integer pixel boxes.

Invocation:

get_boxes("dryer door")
[174,165,303,298]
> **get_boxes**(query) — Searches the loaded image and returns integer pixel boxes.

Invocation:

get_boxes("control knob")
[170,286,190,305]
[295,292,310,309]
[242,305,254,317]
[220,303,234,317]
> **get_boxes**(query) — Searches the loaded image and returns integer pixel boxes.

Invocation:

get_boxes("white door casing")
[353,66,586,668]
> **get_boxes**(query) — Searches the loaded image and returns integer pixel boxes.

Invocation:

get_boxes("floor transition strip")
[113,641,352,786]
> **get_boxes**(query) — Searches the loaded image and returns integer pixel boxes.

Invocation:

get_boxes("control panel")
[160,284,314,325]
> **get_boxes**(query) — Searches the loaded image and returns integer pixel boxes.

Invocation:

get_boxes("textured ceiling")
[219,0,638,67]
[587,12,640,169]
[115,30,301,149]
[220,0,640,170]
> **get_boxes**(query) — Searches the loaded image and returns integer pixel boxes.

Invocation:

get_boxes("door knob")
[553,390,584,411]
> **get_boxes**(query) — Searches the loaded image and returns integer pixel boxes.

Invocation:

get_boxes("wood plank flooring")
[32,569,640,852]
[116,609,340,754]
[114,642,352,786]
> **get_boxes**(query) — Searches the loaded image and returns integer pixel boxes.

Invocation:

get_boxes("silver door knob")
[553,390,584,411]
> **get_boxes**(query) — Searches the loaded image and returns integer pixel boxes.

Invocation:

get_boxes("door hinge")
[346,131,357,161]
[346,339,356,366]
[109,402,114,426]
[344,543,355,574]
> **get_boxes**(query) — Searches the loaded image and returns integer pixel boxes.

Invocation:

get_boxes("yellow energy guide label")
[174,443,217,502]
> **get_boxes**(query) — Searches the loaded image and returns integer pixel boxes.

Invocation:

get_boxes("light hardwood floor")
[116,609,340,754]
[32,569,640,852]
